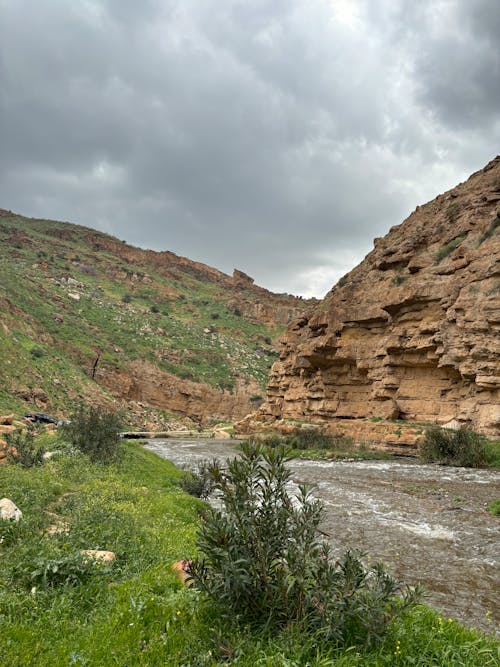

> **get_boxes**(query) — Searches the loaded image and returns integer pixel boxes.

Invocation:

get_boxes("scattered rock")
[0,498,22,522]
[0,414,14,425]
[214,429,232,439]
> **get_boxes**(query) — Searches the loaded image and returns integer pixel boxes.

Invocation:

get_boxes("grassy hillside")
[0,210,313,424]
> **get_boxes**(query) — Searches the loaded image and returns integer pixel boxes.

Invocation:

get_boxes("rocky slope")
[253,157,500,438]
[0,211,314,427]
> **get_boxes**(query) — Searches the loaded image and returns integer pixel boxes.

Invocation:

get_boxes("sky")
[1,1,499,297]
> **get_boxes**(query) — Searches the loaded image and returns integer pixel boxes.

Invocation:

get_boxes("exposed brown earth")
[244,157,500,442]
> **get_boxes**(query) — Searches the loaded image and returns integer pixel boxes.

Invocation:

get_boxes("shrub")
[478,214,500,244]
[5,424,45,468]
[187,445,420,646]
[419,426,488,467]
[445,202,460,224]
[61,403,123,464]
[150,304,160,313]
[30,346,45,359]
[179,460,215,499]
[121,293,132,304]
[435,234,466,263]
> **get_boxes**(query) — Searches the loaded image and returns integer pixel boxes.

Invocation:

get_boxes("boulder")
[0,498,22,522]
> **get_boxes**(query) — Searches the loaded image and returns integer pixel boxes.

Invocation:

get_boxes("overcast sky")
[1,1,499,297]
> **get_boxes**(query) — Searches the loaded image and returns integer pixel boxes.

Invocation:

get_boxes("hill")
[246,157,500,441]
[0,211,315,428]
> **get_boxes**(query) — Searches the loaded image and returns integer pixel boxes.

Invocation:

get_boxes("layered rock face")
[261,158,500,436]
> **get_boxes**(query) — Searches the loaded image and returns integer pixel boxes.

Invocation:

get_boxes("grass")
[488,499,500,516]
[435,234,466,263]
[0,440,498,665]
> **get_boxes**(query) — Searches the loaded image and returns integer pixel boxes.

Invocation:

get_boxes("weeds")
[478,214,500,244]
[487,499,500,516]
[435,234,466,263]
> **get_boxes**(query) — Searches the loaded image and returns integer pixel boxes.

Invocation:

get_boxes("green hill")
[0,209,314,428]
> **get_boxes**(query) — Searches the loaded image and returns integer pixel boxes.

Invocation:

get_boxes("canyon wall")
[259,157,500,436]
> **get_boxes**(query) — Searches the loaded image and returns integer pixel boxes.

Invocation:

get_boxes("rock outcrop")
[258,157,500,436]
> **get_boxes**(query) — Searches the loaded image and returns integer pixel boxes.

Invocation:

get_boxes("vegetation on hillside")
[0,438,498,665]
[0,211,310,419]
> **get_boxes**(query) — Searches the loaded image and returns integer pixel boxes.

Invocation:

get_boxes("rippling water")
[145,438,500,636]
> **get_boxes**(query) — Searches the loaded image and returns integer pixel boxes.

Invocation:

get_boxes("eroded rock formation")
[259,157,500,436]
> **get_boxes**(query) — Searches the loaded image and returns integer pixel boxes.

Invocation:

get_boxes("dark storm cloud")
[1,0,499,296]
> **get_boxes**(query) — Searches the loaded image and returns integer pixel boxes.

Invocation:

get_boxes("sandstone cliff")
[258,157,500,436]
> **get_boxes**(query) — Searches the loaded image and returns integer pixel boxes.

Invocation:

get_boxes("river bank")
[0,438,498,665]
[146,438,500,636]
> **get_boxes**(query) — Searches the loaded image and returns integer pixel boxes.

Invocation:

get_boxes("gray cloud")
[1,0,499,297]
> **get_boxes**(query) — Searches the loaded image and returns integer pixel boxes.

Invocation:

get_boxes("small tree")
[62,403,123,464]
[187,444,420,646]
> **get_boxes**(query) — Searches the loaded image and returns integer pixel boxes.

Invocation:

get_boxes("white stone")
[0,498,22,522]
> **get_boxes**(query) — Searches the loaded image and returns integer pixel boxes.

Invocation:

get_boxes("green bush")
[30,346,45,358]
[5,424,45,467]
[419,426,488,467]
[487,499,500,516]
[179,460,215,499]
[187,444,420,647]
[61,403,123,464]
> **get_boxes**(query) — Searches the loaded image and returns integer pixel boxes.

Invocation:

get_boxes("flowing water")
[145,438,500,636]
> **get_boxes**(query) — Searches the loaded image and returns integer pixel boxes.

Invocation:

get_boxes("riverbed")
[145,438,500,636]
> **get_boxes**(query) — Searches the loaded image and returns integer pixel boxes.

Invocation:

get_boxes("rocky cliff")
[258,157,500,437]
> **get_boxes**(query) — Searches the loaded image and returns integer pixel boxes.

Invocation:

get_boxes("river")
[145,438,500,636]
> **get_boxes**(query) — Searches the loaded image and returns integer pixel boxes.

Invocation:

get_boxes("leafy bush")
[179,460,215,499]
[419,426,488,467]
[150,304,160,313]
[62,403,123,464]
[187,444,420,647]
[121,293,132,303]
[5,424,45,468]
[30,346,45,358]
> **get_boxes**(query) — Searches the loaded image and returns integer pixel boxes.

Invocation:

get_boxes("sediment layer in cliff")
[259,157,500,436]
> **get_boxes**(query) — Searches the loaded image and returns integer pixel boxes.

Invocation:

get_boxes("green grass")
[488,499,500,516]
[435,234,466,263]
[0,441,498,665]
